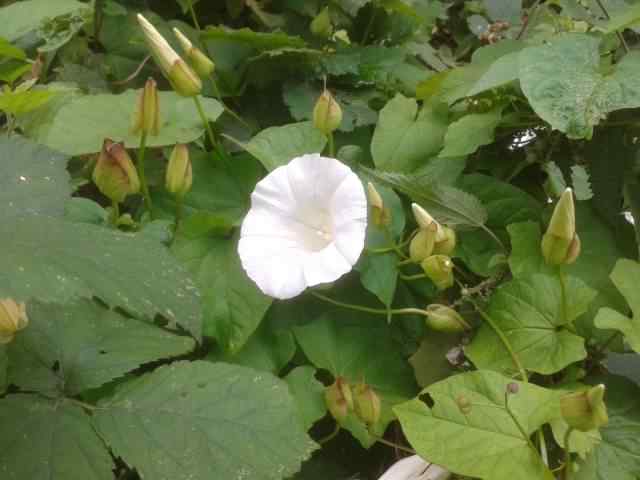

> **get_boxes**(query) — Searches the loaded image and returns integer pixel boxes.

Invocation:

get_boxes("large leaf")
[7,299,195,395]
[0,215,202,338]
[438,108,502,158]
[519,34,640,139]
[0,135,71,218]
[0,89,56,115]
[172,222,271,352]
[23,90,223,155]
[93,361,315,480]
[202,26,306,49]
[0,395,113,480]
[594,259,640,352]
[285,366,327,431]
[395,370,557,480]
[0,0,88,41]
[466,274,595,375]
[356,252,398,308]
[371,94,447,172]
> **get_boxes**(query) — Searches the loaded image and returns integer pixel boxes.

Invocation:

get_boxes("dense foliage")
[1,0,640,479]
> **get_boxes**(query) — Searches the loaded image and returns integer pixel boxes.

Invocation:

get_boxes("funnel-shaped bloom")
[238,154,367,299]
[378,455,450,480]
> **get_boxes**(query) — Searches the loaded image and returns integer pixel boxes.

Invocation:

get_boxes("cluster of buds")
[560,384,608,432]
[93,139,141,203]
[166,144,193,198]
[366,182,390,227]
[541,188,581,266]
[313,88,342,135]
[424,304,470,333]
[324,377,381,427]
[0,299,28,344]
[410,204,456,290]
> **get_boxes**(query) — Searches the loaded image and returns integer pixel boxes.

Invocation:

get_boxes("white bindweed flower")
[378,455,450,480]
[238,153,367,299]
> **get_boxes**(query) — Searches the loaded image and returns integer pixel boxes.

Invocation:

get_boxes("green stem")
[175,195,184,234]
[594,0,630,53]
[558,266,570,329]
[193,95,217,150]
[136,131,153,217]
[370,435,416,455]
[400,273,427,281]
[188,1,201,31]
[361,6,377,44]
[311,291,427,317]
[482,225,507,252]
[208,76,251,129]
[383,226,408,259]
[327,132,335,157]
[564,428,574,480]
[317,423,340,444]
[111,200,120,226]
[397,258,413,266]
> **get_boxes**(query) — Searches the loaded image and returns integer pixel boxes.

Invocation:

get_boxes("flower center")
[299,210,334,252]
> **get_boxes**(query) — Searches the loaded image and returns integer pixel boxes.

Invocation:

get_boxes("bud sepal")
[421,255,454,290]
[93,139,141,203]
[313,89,342,135]
[0,299,28,344]
[425,304,470,332]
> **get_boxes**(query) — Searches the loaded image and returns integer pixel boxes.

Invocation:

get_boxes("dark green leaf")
[285,366,327,431]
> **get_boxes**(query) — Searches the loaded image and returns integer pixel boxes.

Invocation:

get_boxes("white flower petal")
[378,456,450,480]
[238,154,367,299]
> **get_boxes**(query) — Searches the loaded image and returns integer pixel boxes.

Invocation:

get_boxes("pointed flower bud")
[367,182,390,227]
[173,27,215,78]
[541,188,580,266]
[433,226,457,256]
[353,383,381,426]
[310,6,332,38]
[313,89,342,135]
[132,77,160,136]
[93,139,141,203]
[421,255,454,290]
[411,203,445,242]
[425,304,470,333]
[560,384,608,432]
[166,144,192,198]
[409,226,437,263]
[137,14,201,97]
[325,377,353,422]
[0,299,28,344]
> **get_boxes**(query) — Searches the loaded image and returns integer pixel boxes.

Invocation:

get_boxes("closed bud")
[166,144,192,197]
[367,182,390,227]
[325,377,353,422]
[93,139,141,203]
[353,383,381,426]
[132,77,160,136]
[506,382,519,395]
[0,299,28,344]
[425,304,470,333]
[560,384,608,432]
[421,255,454,290]
[310,6,332,38]
[542,188,580,266]
[433,226,456,256]
[411,203,445,242]
[173,27,215,78]
[456,394,472,415]
[313,89,342,135]
[137,14,201,97]
[409,226,437,263]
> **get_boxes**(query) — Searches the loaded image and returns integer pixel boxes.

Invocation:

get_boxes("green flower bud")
[0,299,28,344]
[137,14,202,97]
[409,226,437,263]
[560,384,608,432]
[166,144,192,197]
[353,383,381,426]
[325,377,353,422]
[542,188,580,266]
[456,394,472,415]
[367,182,390,227]
[310,6,332,38]
[425,304,470,333]
[173,27,215,78]
[433,226,457,256]
[411,203,445,242]
[132,77,160,136]
[313,89,342,135]
[93,139,141,203]
[421,255,454,290]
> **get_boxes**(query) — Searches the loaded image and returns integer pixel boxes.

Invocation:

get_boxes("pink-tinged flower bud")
[432,226,456,256]
[93,139,141,203]
[353,383,381,426]
[132,77,160,136]
[560,384,608,432]
[137,14,202,97]
[0,299,28,344]
[166,144,192,198]
[173,27,215,78]
[425,304,470,333]
[313,89,342,134]
[542,188,580,266]
[421,255,454,290]
[325,377,353,422]
[409,224,437,263]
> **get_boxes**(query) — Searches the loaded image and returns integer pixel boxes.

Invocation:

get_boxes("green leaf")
[0,215,202,338]
[466,274,595,374]
[466,49,521,96]
[0,37,26,60]
[237,121,327,171]
[575,375,640,480]
[363,182,406,249]
[544,161,567,196]
[172,223,271,352]
[202,26,306,49]
[0,89,56,115]
[438,108,502,158]
[371,94,447,172]
[356,252,398,308]
[285,366,327,431]
[0,0,89,41]
[0,395,113,480]
[409,332,459,388]
[507,221,555,278]
[335,0,371,16]
[0,135,71,218]
[571,165,594,201]
[8,299,195,395]
[93,361,316,480]
[364,168,489,229]
[596,3,640,33]
[594,259,640,353]
[456,229,506,277]
[0,346,7,394]
[395,370,556,480]
[519,34,640,139]
[23,90,223,155]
